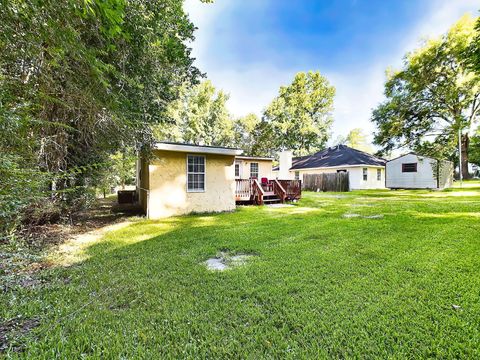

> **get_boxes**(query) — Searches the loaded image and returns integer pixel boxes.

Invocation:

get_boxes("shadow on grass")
[5,190,480,358]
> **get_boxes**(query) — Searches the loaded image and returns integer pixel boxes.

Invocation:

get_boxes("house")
[235,156,273,180]
[137,142,242,218]
[137,142,300,219]
[272,145,386,190]
[386,153,453,189]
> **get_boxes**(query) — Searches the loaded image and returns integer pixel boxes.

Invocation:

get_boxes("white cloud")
[184,0,478,144]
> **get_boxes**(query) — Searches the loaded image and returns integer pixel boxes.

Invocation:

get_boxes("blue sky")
[184,0,478,144]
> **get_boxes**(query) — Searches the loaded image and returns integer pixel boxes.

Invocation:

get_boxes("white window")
[294,171,300,180]
[363,168,368,181]
[250,162,259,179]
[235,162,240,178]
[377,169,381,181]
[187,155,205,192]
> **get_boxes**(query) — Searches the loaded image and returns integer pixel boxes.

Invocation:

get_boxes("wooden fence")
[302,173,350,192]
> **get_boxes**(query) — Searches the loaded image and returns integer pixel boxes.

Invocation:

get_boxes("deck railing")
[272,179,286,203]
[235,179,301,203]
[278,179,302,200]
[251,179,265,205]
[235,179,252,201]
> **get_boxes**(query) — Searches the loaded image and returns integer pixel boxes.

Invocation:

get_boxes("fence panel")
[302,172,350,192]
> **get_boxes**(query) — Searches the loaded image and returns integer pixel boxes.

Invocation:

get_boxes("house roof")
[236,155,274,161]
[154,142,243,156]
[273,145,386,171]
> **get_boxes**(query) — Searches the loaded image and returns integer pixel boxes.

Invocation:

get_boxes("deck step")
[264,191,275,196]
[263,197,281,203]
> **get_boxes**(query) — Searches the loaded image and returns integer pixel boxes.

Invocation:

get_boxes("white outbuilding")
[386,153,453,190]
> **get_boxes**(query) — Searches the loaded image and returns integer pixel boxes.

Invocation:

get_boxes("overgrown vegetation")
[1,185,480,357]
[0,0,200,239]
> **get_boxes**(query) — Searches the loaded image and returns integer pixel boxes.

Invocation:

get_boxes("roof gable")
[290,145,386,170]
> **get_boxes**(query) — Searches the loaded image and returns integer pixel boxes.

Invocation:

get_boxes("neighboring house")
[272,145,386,190]
[386,153,453,189]
[235,156,273,180]
[137,142,242,219]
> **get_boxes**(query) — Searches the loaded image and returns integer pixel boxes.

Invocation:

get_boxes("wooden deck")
[235,179,301,205]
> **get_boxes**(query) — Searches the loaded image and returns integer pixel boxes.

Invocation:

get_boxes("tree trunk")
[461,133,470,180]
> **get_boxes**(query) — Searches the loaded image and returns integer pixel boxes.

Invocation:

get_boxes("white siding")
[386,154,453,189]
[294,166,385,190]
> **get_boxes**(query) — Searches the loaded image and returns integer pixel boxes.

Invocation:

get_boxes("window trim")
[294,171,300,180]
[186,154,206,193]
[362,168,368,181]
[402,163,417,173]
[250,162,259,179]
[377,168,381,181]
[234,162,240,178]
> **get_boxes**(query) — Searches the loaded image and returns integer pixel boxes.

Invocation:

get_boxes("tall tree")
[470,126,480,166]
[232,113,261,155]
[263,71,335,155]
[335,128,373,153]
[0,0,200,237]
[372,15,480,178]
[160,81,235,146]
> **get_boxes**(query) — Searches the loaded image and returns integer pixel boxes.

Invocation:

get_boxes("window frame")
[234,162,240,178]
[186,154,206,193]
[250,162,259,179]
[294,171,300,180]
[402,163,417,173]
[362,168,368,181]
[377,168,381,181]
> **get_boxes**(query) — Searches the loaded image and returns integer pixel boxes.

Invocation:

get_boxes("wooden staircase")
[262,191,281,204]
[235,179,301,205]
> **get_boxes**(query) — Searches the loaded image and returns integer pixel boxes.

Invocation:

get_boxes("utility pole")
[458,127,463,187]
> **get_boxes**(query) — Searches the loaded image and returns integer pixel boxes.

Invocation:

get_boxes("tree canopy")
[263,71,335,156]
[335,128,373,153]
[0,0,200,237]
[371,14,480,178]
[158,81,234,146]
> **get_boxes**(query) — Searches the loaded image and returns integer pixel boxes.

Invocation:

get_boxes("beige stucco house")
[138,142,243,219]
[235,156,274,180]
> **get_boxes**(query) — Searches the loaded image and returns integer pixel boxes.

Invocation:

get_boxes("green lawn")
[3,183,480,358]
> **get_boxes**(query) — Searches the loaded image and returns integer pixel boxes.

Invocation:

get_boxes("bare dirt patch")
[0,317,40,353]
[204,251,256,271]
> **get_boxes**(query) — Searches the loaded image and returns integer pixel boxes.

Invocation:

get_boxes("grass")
[2,182,480,358]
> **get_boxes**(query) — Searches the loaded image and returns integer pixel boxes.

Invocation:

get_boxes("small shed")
[386,153,453,189]
[137,142,243,219]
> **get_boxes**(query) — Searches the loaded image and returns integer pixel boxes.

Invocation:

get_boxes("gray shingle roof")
[274,145,386,171]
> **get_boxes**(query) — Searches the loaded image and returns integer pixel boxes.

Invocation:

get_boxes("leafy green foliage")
[232,113,261,155]
[263,71,335,155]
[469,127,480,166]
[372,15,480,178]
[157,81,235,146]
[0,0,199,237]
[335,128,373,153]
